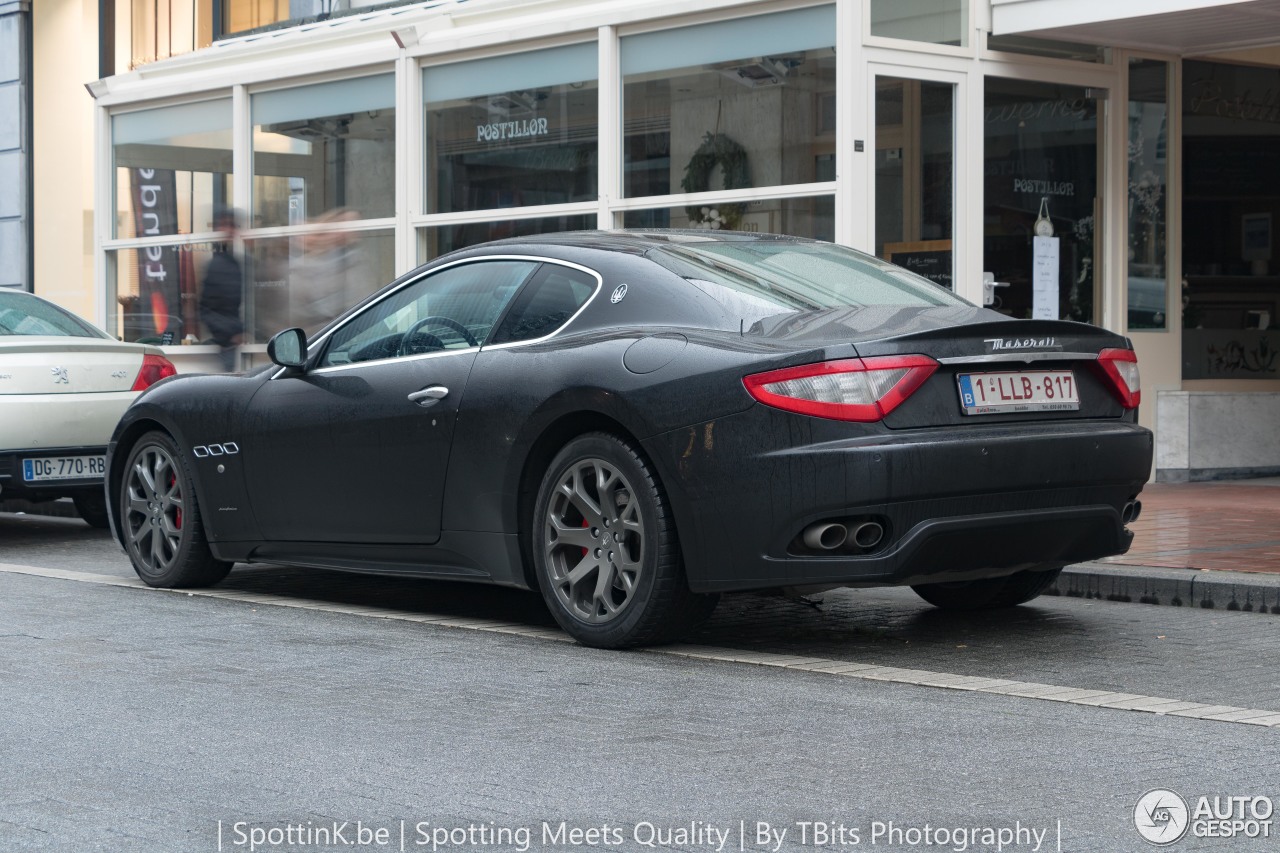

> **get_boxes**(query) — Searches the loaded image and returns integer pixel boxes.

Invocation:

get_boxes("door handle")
[408,386,449,406]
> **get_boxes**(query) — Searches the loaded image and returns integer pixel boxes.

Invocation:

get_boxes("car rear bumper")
[0,392,135,449]
[0,445,109,501]
[646,407,1153,593]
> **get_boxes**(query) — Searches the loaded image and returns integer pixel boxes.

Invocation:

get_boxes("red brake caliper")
[170,473,182,529]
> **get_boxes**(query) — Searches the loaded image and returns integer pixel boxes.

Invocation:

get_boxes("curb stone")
[1051,563,1280,615]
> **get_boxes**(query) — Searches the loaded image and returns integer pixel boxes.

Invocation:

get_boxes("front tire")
[912,566,1063,610]
[119,431,231,588]
[532,432,717,648]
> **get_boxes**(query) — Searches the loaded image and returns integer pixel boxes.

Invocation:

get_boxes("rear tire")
[119,431,231,588]
[72,490,111,529]
[531,432,718,648]
[912,566,1062,610]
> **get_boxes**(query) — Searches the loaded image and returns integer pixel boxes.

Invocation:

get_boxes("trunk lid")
[0,338,151,394]
[750,307,1132,427]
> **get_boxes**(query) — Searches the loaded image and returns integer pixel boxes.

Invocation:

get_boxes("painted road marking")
[4,560,1277,729]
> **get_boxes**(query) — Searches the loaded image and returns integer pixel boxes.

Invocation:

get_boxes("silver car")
[0,290,176,527]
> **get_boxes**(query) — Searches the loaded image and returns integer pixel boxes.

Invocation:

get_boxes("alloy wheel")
[123,443,186,575]
[543,457,645,623]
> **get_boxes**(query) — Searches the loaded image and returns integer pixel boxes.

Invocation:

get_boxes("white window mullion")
[836,0,864,249]
[597,25,620,230]
[94,104,111,329]
[1102,53,1129,333]
[232,84,251,232]
[398,52,420,274]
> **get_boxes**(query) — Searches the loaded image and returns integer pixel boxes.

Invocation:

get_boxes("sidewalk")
[1053,479,1280,613]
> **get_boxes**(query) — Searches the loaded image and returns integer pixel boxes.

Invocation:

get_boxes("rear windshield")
[645,239,967,323]
[0,292,107,338]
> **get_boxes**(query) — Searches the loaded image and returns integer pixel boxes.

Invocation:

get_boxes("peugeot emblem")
[51,367,69,384]
[610,283,628,304]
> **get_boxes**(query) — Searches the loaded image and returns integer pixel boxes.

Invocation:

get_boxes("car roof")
[466,229,818,255]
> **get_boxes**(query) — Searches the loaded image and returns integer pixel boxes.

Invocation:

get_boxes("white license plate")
[22,455,106,483]
[957,370,1079,415]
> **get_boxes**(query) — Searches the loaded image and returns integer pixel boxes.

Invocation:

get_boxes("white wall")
[32,0,97,322]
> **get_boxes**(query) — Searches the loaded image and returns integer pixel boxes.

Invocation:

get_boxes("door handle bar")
[408,386,449,406]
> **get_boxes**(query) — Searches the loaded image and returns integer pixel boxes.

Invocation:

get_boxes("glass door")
[875,76,956,290]
[982,78,1103,322]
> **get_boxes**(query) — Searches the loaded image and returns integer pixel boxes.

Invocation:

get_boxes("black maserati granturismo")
[107,231,1152,648]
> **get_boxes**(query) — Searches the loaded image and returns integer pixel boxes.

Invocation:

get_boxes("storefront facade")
[74,0,1280,479]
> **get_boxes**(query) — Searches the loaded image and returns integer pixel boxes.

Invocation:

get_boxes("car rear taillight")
[1095,348,1141,409]
[744,355,939,422]
[131,353,178,391]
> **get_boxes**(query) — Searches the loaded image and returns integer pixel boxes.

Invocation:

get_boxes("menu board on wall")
[884,240,953,290]
[1032,236,1060,319]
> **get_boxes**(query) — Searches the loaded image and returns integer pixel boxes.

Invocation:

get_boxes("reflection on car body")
[107,231,1152,648]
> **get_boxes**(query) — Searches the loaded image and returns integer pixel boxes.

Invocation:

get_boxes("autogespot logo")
[1135,790,1190,845]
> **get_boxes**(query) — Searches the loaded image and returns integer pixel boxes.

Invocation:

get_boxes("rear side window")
[644,239,966,324]
[0,292,107,338]
[491,264,598,344]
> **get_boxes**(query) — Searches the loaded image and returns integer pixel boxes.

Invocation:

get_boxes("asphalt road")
[2,512,1277,853]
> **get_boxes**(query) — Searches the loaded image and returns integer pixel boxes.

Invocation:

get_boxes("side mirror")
[267,328,308,370]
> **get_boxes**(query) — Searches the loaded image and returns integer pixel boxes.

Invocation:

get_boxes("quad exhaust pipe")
[849,520,885,549]
[801,519,886,552]
[802,522,848,551]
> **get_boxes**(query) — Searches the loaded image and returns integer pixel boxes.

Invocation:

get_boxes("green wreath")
[680,132,750,230]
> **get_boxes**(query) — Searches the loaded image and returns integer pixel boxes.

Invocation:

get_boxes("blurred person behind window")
[199,207,245,371]
[290,208,373,338]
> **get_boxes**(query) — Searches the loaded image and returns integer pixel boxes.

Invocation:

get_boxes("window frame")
[295,254,604,375]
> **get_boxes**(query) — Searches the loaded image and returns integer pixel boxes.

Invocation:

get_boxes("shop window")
[108,243,214,344]
[622,196,834,241]
[1127,59,1169,331]
[983,78,1101,323]
[252,74,395,228]
[419,215,597,263]
[112,99,233,240]
[875,77,955,290]
[1182,60,1280,380]
[107,230,392,347]
[621,6,836,209]
[423,43,598,216]
[245,229,394,341]
[871,0,967,48]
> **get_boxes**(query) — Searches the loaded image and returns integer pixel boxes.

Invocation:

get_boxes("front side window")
[318,260,539,367]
